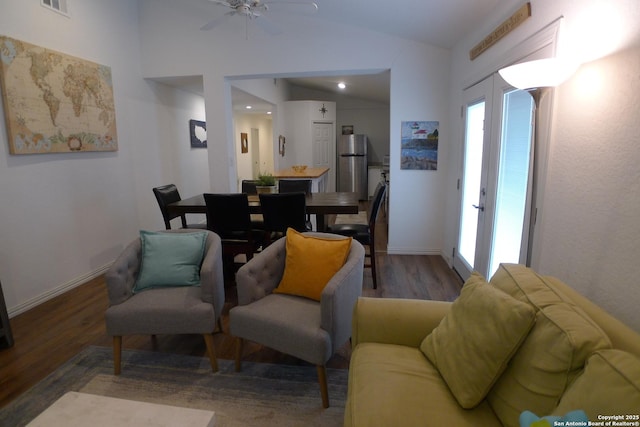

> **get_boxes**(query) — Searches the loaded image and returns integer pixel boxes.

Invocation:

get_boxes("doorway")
[454,73,535,280]
[250,128,260,178]
[312,122,336,192]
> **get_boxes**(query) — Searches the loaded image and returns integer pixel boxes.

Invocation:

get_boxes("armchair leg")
[202,333,219,373]
[316,365,329,408]
[235,337,244,372]
[113,336,122,375]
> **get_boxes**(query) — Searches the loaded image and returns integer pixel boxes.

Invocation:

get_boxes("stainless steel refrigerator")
[338,134,368,200]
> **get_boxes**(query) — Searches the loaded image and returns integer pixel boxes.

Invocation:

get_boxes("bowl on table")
[291,165,307,173]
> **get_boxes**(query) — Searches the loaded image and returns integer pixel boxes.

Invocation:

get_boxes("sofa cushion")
[344,342,503,427]
[487,303,612,427]
[554,350,640,419]
[420,273,536,409]
[274,228,352,301]
[490,263,571,309]
[133,230,207,292]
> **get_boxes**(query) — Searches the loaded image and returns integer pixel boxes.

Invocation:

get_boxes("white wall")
[536,47,640,330]
[447,0,640,330]
[138,0,451,256]
[146,82,209,226]
[0,0,208,315]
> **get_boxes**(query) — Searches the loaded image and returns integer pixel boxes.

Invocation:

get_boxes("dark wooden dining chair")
[204,193,262,275]
[153,184,207,230]
[241,180,259,195]
[278,179,311,195]
[241,180,265,229]
[278,179,313,228]
[327,182,387,289]
[258,192,309,245]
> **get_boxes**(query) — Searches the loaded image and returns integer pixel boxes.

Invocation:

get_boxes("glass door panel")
[458,101,485,271]
[455,74,535,280]
[488,89,534,276]
[453,76,493,280]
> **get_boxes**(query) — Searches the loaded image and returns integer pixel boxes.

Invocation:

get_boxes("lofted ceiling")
[153,0,516,112]
[192,0,511,49]
[309,0,508,49]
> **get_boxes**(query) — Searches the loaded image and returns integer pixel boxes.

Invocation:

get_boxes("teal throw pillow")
[133,230,207,292]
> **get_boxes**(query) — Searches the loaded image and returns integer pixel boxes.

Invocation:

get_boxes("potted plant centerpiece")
[256,172,277,193]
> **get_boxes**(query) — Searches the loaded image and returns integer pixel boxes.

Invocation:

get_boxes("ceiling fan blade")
[206,0,234,8]
[263,1,318,12]
[200,12,232,31]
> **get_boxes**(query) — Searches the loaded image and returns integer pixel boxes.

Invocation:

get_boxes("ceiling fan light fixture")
[203,0,318,35]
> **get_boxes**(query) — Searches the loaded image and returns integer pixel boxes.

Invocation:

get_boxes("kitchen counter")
[273,167,329,179]
[274,167,329,192]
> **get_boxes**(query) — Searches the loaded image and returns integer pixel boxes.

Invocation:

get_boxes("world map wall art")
[0,36,118,155]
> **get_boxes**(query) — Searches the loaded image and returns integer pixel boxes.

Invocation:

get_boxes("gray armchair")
[230,232,365,408]
[105,229,225,374]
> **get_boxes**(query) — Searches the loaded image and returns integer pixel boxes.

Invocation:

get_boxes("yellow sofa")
[344,264,640,427]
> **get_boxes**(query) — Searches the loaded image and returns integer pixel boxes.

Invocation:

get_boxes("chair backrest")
[153,184,185,229]
[368,182,387,229]
[259,192,308,233]
[278,179,312,195]
[241,180,259,195]
[204,193,252,238]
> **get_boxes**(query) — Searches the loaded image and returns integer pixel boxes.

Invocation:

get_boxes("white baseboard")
[386,246,442,256]
[8,263,113,318]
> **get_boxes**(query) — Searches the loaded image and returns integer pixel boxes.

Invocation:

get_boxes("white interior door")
[312,122,335,191]
[454,73,535,280]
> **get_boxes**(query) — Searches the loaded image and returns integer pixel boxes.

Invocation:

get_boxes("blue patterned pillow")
[133,230,207,292]
[520,410,588,427]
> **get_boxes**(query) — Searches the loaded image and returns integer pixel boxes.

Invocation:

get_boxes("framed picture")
[189,119,207,148]
[400,121,439,170]
[241,132,248,153]
[342,125,354,135]
[278,135,286,156]
[0,36,118,154]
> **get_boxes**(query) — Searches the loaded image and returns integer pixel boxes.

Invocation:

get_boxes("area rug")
[0,346,348,427]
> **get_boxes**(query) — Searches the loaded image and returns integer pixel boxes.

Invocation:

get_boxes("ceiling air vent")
[41,0,69,17]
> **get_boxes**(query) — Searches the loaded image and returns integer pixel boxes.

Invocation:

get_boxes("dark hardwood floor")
[0,207,463,409]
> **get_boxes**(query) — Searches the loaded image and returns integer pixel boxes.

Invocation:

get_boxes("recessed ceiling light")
[267,111,272,115]
[337,82,346,89]
[245,105,252,109]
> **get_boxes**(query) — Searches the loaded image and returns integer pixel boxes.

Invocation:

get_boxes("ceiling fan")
[201,0,318,35]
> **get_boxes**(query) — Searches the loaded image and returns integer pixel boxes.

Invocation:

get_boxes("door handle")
[472,204,485,212]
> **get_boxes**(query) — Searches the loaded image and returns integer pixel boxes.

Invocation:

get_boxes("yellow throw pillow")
[420,272,537,409]
[274,228,352,301]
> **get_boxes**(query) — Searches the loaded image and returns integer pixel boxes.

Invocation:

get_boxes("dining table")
[167,191,360,232]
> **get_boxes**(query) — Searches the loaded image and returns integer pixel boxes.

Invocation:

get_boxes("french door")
[454,74,535,280]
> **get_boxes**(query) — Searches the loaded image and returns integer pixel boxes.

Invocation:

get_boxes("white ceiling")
[196,0,509,49]
[154,0,514,112]
[309,0,507,49]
